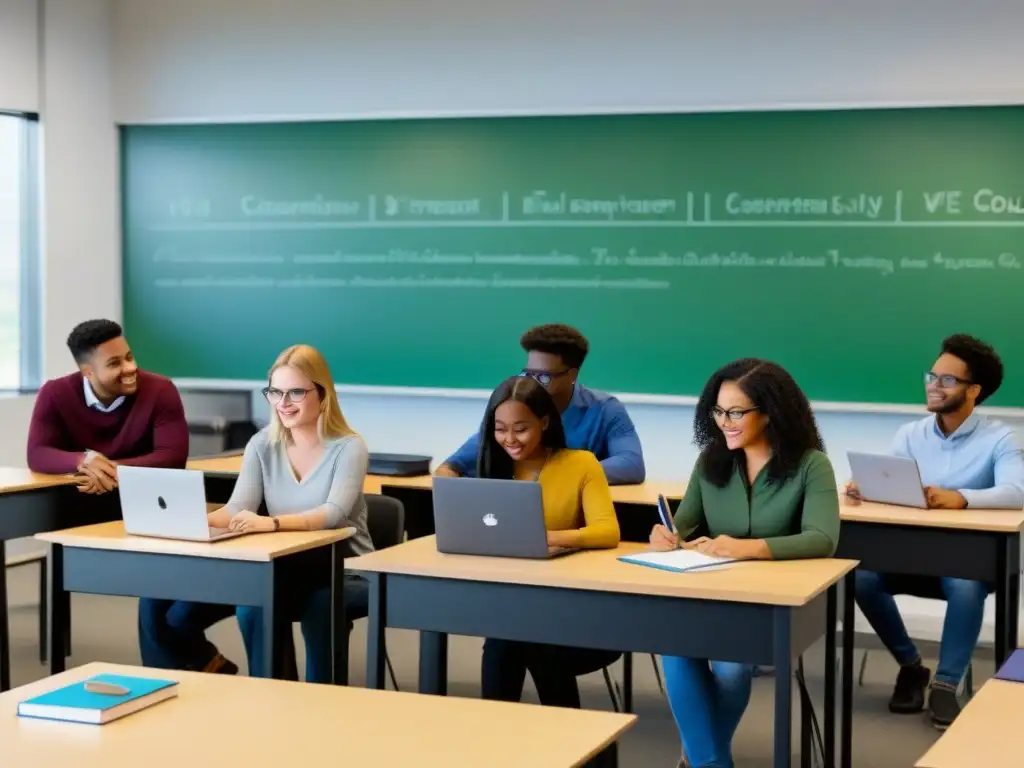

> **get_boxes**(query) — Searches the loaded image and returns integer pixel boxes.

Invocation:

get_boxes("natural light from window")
[0,115,22,389]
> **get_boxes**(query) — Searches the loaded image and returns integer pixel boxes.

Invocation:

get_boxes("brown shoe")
[202,653,239,675]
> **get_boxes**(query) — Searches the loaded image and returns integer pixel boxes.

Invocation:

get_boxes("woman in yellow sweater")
[478,375,621,708]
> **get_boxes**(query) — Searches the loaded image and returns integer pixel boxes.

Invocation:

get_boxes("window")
[0,112,39,390]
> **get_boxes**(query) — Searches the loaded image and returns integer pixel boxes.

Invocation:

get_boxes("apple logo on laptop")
[482,513,498,527]
[157,496,167,510]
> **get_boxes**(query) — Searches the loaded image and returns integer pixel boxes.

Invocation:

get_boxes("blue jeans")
[662,656,755,768]
[854,570,987,686]
[236,575,370,684]
[138,599,235,670]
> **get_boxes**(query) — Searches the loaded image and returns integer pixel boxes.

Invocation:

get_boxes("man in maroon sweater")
[27,319,237,674]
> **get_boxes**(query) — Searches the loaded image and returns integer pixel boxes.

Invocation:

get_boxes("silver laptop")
[432,476,579,559]
[847,452,928,508]
[118,466,244,542]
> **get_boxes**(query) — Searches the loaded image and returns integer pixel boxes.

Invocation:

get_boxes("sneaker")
[202,653,239,675]
[889,663,930,713]
[928,682,961,730]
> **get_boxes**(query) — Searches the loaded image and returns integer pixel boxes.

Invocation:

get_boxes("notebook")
[17,673,179,724]
[618,548,739,573]
[994,649,1024,682]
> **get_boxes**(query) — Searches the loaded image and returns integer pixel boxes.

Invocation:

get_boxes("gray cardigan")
[225,428,374,556]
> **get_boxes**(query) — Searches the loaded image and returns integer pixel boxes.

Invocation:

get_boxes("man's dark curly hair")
[940,334,1003,405]
[66,319,123,364]
[519,324,589,369]
[695,358,825,487]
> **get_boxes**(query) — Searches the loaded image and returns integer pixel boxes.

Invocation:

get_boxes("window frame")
[0,110,41,391]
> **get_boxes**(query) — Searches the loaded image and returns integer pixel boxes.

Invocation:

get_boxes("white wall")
[113,0,1023,122]
[0,0,39,113]
[40,0,119,379]
[0,0,117,560]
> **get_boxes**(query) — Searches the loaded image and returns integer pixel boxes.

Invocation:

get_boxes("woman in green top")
[649,358,840,768]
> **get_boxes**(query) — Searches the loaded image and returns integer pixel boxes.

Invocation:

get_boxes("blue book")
[17,673,179,725]
[995,649,1024,683]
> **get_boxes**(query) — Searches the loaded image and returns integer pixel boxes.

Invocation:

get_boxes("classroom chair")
[363,494,403,690]
[276,494,403,688]
[603,653,666,713]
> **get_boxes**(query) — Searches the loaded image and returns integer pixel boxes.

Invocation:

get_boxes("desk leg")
[366,574,387,690]
[38,559,47,664]
[261,562,277,680]
[0,540,9,692]
[824,584,837,768]
[47,544,66,676]
[331,543,348,686]
[841,572,855,768]
[418,631,448,696]
[995,533,1021,670]
[622,652,633,713]
[772,608,793,768]
[586,741,619,768]
[1009,534,1021,658]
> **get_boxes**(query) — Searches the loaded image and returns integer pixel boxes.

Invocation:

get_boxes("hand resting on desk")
[844,480,966,509]
[648,525,770,560]
[75,452,119,495]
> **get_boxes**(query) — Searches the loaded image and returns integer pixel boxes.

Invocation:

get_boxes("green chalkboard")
[121,108,1024,406]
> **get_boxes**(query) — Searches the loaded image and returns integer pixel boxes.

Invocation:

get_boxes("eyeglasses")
[518,368,572,387]
[262,387,315,404]
[924,372,973,389]
[711,406,759,423]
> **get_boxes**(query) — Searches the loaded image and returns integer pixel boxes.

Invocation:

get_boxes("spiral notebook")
[618,548,738,573]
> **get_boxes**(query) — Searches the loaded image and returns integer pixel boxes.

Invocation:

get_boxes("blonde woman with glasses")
[207,344,373,682]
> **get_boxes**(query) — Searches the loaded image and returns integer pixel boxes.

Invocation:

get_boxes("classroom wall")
[112,0,1024,121]
[0,0,118,555]
[3,0,1020,638]
[106,0,1024,642]
[0,0,39,114]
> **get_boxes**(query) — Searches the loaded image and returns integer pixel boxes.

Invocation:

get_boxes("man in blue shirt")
[847,334,1024,729]
[435,324,646,484]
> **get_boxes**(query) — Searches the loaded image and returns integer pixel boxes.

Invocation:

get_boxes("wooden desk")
[349,536,857,768]
[35,522,353,684]
[189,454,687,540]
[915,678,1023,768]
[841,501,1024,534]
[0,469,88,693]
[835,501,1024,768]
[190,453,685,502]
[837,502,1024,666]
[0,469,77,495]
[0,663,636,768]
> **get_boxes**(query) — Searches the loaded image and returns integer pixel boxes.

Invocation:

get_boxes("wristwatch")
[273,517,280,531]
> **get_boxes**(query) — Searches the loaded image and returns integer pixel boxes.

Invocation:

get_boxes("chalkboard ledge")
[172,378,1024,417]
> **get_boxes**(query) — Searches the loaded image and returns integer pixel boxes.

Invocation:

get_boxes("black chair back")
[365,494,405,550]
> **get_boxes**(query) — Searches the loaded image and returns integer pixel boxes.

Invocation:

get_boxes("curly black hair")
[694,358,825,487]
[940,334,1003,405]
[66,319,124,364]
[519,324,589,369]
[476,376,568,480]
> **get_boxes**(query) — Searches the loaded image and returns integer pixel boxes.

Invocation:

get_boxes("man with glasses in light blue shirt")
[846,334,1024,730]
[435,323,645,485]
